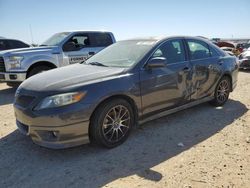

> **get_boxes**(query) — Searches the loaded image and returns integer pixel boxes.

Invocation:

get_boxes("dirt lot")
[0,72,250,188]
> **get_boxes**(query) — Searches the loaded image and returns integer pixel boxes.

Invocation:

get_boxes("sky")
[0,0,249,44]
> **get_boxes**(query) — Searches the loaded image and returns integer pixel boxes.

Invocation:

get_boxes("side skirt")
[138,96,213,125]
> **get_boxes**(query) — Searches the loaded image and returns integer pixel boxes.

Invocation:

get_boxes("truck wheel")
[209,76,231,106]
[6,82,21,88]
[90,99,134,148]
[27,66,51,78]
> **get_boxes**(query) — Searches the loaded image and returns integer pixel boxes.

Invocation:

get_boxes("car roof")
[120,36,212,44]
[61,30,113,34]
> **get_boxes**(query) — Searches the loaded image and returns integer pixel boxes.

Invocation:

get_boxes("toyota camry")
[14,36,238,149]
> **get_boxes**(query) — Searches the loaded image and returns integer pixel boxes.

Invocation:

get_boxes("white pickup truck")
[0,31,116,86]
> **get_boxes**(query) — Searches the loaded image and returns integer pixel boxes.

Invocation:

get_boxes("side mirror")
[63,42,78,51]
[146,57,166,69]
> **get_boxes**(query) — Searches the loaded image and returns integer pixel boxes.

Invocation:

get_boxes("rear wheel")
[27,66,51,78]
[90,99,134,148]
[210,76,231,106]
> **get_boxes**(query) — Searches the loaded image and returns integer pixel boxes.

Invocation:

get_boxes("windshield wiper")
[39,44,48,47]
[87,62,108,67]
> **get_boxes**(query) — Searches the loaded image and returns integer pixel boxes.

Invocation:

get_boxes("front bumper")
[16,120,90,149]
[0,72,26,82]
[14,101,94,149]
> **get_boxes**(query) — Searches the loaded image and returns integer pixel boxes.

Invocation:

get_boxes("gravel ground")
[0,72,250,188]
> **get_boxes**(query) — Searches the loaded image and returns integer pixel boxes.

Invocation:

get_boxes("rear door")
[185,39,222,100]
[140,39,192,115]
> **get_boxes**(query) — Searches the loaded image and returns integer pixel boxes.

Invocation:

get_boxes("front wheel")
[90,99,134,148]
[210,76,231,106]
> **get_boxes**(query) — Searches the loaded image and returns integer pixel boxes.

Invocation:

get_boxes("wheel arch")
[26,61,57,78]
[89,94,139,130]
[221,73,233,91]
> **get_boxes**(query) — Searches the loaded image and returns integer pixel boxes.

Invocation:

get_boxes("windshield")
[85,40,157,68]
[41,32,70,46]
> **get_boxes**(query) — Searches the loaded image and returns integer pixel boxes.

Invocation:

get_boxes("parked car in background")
[0,31,116,87]
[0,39,30,51]
[239,49,250,69]
[217,41,240,56]
[220,47,235,56]
[14,36,238,149]
[242,43,250,52]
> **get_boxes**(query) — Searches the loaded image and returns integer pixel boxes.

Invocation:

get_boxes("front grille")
[0,57,6,72]
[16,95,36,107]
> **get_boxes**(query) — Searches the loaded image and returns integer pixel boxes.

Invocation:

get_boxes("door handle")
[218,59,223,65]
[183,67,191,72]
[89,52,95,55]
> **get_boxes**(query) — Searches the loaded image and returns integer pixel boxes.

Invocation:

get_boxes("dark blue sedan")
[14,36,238,149]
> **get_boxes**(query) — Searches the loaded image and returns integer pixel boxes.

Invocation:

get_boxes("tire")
[90,98,134,148]
[6,82,21,88]
[27,66,51,78]
[209,76,231,106]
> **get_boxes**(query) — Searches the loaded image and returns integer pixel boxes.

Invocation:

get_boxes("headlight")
[8,56,24,69]
[35,92,86,110]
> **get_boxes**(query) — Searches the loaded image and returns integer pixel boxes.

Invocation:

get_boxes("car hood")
[0,46,58,56]
[20,64,126,92]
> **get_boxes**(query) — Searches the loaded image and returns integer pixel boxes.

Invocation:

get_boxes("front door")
[140,39,192,115]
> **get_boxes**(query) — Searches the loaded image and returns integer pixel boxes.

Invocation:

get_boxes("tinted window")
[0,40,8,50]
[71,35,90,47]
[63,34,90,51]
[9,40,29,48]
[187,40,211,60]
[90,33,113,47]
[152,39,186,64]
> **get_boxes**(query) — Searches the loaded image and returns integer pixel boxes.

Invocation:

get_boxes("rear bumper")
[16,119,90,149]
[239,59,250,69]
[0,72,26,82]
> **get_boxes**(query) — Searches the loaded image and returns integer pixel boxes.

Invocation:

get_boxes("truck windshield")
[85,40,157,68]
[41,32,70,46]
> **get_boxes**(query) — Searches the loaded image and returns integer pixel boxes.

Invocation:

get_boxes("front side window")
[70,35,90,47]
[63,35,90,52]
[152,39,186,64]
[187,40,211,60]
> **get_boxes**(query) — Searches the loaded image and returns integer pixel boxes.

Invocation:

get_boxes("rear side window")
[152,39,186,64]
[90,33,113,47]
[9,40,29,48]
[187,39,211,60]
